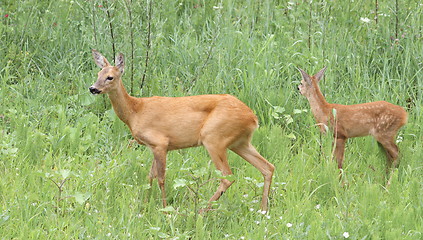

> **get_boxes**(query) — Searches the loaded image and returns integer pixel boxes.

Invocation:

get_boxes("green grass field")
[1,0,422,239]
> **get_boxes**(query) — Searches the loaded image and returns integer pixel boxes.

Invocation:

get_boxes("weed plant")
[0,0,422,239]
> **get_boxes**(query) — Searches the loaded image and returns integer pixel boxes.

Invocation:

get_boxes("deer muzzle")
[89,86,102,94]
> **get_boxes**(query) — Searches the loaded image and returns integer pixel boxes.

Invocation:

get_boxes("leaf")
[273,106,285,113]
[73,192,92,205]
[3,147,18,155]
[173,178,188,190]
[80,94,96,106]
[67,94,77,102]
[286,133,296,140]
[105,109,116,120]
[284,114,293,125]
[293,109,307,114]
[244,177,255,182]
[158,232,170,239]
[192,167,208,178]
[0,214,10,226]
[59,169,71,179]
[159,206,176,213]
[271,112,281,119]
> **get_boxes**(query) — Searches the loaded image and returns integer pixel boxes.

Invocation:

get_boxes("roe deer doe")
[89,50,274,211]
[297,67,407,182]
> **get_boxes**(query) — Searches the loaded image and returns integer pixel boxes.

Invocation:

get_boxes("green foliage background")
[0,0,422,239]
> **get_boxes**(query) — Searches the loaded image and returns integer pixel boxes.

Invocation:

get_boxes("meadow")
[1,0,422,239]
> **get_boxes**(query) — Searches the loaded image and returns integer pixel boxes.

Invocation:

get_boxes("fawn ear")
[297,67,312,85]
[314,66,327,82]
[92,49,111,69]
[115,53,125,74]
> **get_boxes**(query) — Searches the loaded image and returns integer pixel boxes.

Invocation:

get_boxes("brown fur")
[298,67,407,180]
[89,50,274,211]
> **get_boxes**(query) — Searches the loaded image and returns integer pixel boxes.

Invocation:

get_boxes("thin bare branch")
[141,0,153,91]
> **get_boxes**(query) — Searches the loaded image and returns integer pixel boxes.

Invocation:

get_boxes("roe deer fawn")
[297,67,407,183]
[89,50,274,211]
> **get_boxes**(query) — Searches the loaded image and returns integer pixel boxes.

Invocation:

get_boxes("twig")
[308,0,312,50]
[395,0,399,39]
[124,0,135,94]
[141,0,153,91]
[48,177,61,189]
[104,0,116,64]
[188,32,220,92]
[199,177,218,189]
[91,3,98,44]
[374,0,378,24]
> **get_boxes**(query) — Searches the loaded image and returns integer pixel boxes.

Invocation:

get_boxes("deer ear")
[297,67,312,85]
[115,53,125,74]
[314,66,327,82]
[92,49,111,69]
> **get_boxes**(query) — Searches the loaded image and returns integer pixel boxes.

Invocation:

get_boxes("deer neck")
[306,88,332,132]
[107,80,136,126]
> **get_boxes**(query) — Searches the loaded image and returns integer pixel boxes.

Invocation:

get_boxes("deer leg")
[385,142,399,169]
[148,159,157,186]
[334,137,346,169]
[151,146,168,207]
[231,143,274,212]
[376,136,400,186]
[144,159,157,204]
[375,135,400,169]
[203,143,234,206]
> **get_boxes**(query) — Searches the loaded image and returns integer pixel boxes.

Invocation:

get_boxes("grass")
[1,0,422,239]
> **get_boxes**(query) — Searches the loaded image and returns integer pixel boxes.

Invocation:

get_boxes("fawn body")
[298,67,407,175]
[89,50,274,211]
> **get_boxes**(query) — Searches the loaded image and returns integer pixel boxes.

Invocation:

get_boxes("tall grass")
[1,0,422,239]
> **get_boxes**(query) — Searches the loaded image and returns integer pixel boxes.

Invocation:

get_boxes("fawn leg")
[376,135,400,186]
[334,137,346,169]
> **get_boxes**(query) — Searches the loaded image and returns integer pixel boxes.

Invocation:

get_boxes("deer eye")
[106,76,114,81]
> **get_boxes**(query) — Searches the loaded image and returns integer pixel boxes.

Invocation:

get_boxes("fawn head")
[297,67,327,97]
[89,49,125,95]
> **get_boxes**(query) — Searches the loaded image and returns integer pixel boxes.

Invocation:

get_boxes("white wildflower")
[360,17,371,23]
[343,232,350,238]
[286,223,293,228]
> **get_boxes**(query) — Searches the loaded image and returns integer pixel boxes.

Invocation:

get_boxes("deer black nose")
[89,86,101,94]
